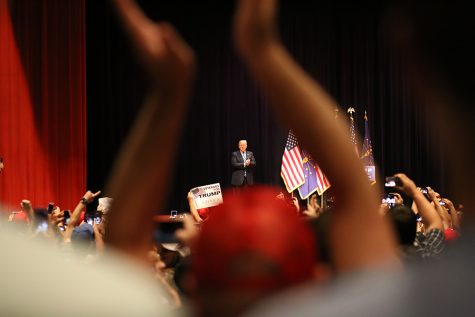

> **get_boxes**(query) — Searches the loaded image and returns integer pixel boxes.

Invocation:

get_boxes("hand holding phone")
[384,177,402,187]
[63,210,71,225]
[47,202,55,214]
[382,193,396,208]
[392,173,418,197]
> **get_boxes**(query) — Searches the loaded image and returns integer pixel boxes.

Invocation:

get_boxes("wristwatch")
[80,197,88,205]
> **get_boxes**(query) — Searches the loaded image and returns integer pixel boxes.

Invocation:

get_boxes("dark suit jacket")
[231,151,256,186]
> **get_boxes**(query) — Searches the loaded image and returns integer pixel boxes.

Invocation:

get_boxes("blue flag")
[298,149,330,199]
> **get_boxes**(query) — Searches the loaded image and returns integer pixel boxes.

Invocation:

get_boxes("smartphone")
[63,210,71,226]
[382,193,396,208]
[47,202,54,214]
[384,177,401,187]
[34,209,49,233]
[419,187,431,201]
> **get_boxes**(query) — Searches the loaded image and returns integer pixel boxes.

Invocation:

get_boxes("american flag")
[281,130,305,193]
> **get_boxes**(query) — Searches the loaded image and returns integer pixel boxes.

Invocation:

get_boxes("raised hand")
[83,190,101,204]
[394,173,418,197]
[234,0,279,57]
[113,0,195,93]
[106,0,196,263]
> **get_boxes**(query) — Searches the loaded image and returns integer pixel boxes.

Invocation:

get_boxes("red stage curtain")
[0,0,86,212]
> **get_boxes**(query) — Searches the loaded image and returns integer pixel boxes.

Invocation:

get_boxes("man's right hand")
[394,173,418,197]
[83,190,101,204]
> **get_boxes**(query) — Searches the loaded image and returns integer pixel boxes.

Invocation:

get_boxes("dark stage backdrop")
[86,1,450,213]
[0,0,86,210]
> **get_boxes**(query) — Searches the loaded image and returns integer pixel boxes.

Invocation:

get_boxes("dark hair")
[388,205,417,246]
[307,212,331,266]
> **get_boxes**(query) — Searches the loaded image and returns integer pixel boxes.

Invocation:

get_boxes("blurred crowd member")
[240,1,475,317]
[234,0,399,272]
[441,198,461,242]
[230,0,402,316]
[7,199,34,233]
[388,173,444,261]
[1,0,196,313]
[192,187,317,317]
[301,193,324,218]
[275,191,301,213]
[147,244,182,308]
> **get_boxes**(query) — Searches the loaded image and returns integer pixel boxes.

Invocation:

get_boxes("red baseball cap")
[193,186,317,292]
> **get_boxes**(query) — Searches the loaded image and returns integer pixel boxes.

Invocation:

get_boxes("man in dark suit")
[231,140,256,187]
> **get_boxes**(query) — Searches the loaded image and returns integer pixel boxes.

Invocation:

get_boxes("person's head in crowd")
[192,186,317,317]
[159,243,184,268]
[388,205,417,246]
[97,197,113,217]
[174,255,194,298]
[302,193,324,218]
[306,211,333,282]
[71,222,95,255]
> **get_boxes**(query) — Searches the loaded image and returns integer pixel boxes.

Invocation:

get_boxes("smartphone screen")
[382,194,396,207]
[384,177,400,187]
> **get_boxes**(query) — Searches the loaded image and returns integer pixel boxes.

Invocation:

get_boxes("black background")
[86,1,449,213]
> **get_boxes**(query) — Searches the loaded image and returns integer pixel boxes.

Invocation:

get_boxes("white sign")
[190,183,223,209]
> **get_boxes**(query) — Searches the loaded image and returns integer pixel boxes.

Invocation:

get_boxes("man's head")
[387,205,417,246]
[238,140,247,153]
[71,223,95,255]
[97,197,113,216]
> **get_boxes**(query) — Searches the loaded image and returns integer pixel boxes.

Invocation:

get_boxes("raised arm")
[63,190,101,242]
[234,0,399,271]
[443,198,460,230]
[187,191,203,223]
[427,188,451,230]
[394,174,443,232]
[105,0,195,261]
